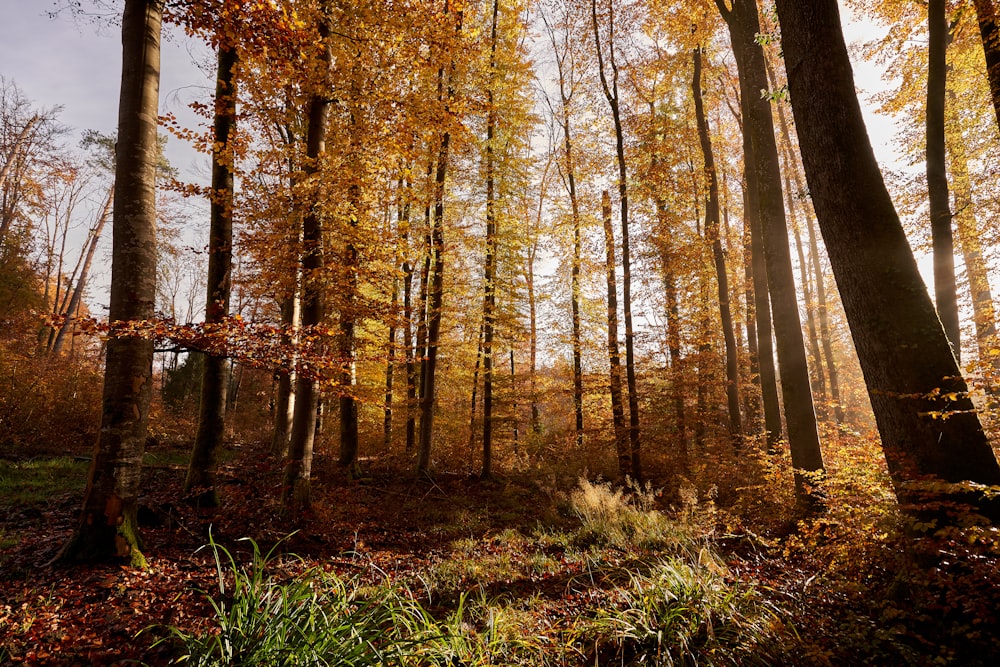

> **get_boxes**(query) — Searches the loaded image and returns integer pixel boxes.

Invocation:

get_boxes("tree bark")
[602,190,629,479]
[774,0,1000,515]
[54,0,162,566]
[186,38,238,507]
[972,0,1000,131]
[480,0,499,480]
[282,0,333,512]
[593,0,640,479]
[692,47,743,445]
[719,0,824,509]
[928,0,960,361]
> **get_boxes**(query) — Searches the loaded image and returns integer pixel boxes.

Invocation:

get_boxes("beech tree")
[55,0,163,565]
[773,0,1000,515]
[717,0,824,510]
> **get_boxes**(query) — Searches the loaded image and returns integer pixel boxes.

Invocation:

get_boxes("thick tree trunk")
[972,0,1000,131]
[186,39,238,507]
[774,0,1000,515]
[282,1,332,512]
[720,0,824,510]
[693,47,743,445]
[54,0,162,566]
[602,190,629,479]
[928,0,960,361]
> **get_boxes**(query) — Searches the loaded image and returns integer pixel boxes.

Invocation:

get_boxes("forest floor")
[2,438,1000,666]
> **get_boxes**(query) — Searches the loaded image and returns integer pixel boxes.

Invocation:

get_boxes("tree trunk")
[972,0,1000,131]
[774,0,1000,516]
[185,39,238,508]
[720,0,824,510]
[593,0,640,479]
[54,0,162,566]
[282,1,333,512]
[51,186,113,356]
[928,0,960,361]
[741,107,782,451]
[602,190,629,479]
[946,91,998,374]
[480,0,499,480]
[271,295,298,458]
[693,46,743,445]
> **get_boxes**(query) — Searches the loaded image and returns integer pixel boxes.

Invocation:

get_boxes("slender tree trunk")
[51,187,113,356]
[271,294,298,457]
[186,39,238,507]
[54,0,162,566]
[774,0,1000,517]
[946,92,999,373]
[740,194,761,429]
[384,274,398,450]
[468,322,484,454]
[655,200,687,464]
[928,0,960,361]
[786,172,827,411]
[602,190,629,479]
[972,0,1000,131]
[592,0,640,479]
[480,0,499,480]
[719,0,824,510]
[282,1,333,512]
[693,47,743,445]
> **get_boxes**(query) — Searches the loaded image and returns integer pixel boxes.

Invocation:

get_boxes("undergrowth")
[157,479,791,666]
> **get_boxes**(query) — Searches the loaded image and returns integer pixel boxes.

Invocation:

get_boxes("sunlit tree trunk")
[55,0,162,566]
[602,190,629,479]
[282,0,333,512]
[946,91,998,373]
[593,0,640,479]
[693,47,743,445]
[719,0,824,511]
[774,0,1000,517]
[186,38,238,507]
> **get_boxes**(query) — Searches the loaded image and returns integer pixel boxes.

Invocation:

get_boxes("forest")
[2,0,1000,664]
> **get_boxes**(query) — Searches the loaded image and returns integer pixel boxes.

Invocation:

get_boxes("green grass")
[156,479,794,666]
[0,457,88,505]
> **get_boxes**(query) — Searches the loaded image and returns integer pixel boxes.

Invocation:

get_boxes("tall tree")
[416,0,461,475]
[717,0,824,508]
[773,0,1000,515]
[185,22,239,507]
[927,0,959,360]
[55,0,163,565]
[542,3,585,448]
[480,0,500,480]
[283,0,333,512]
[601,189,629,478]
[592,0,641,479]
[692,45,742,445]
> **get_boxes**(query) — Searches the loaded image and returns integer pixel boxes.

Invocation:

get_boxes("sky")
[0,1,214,179]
